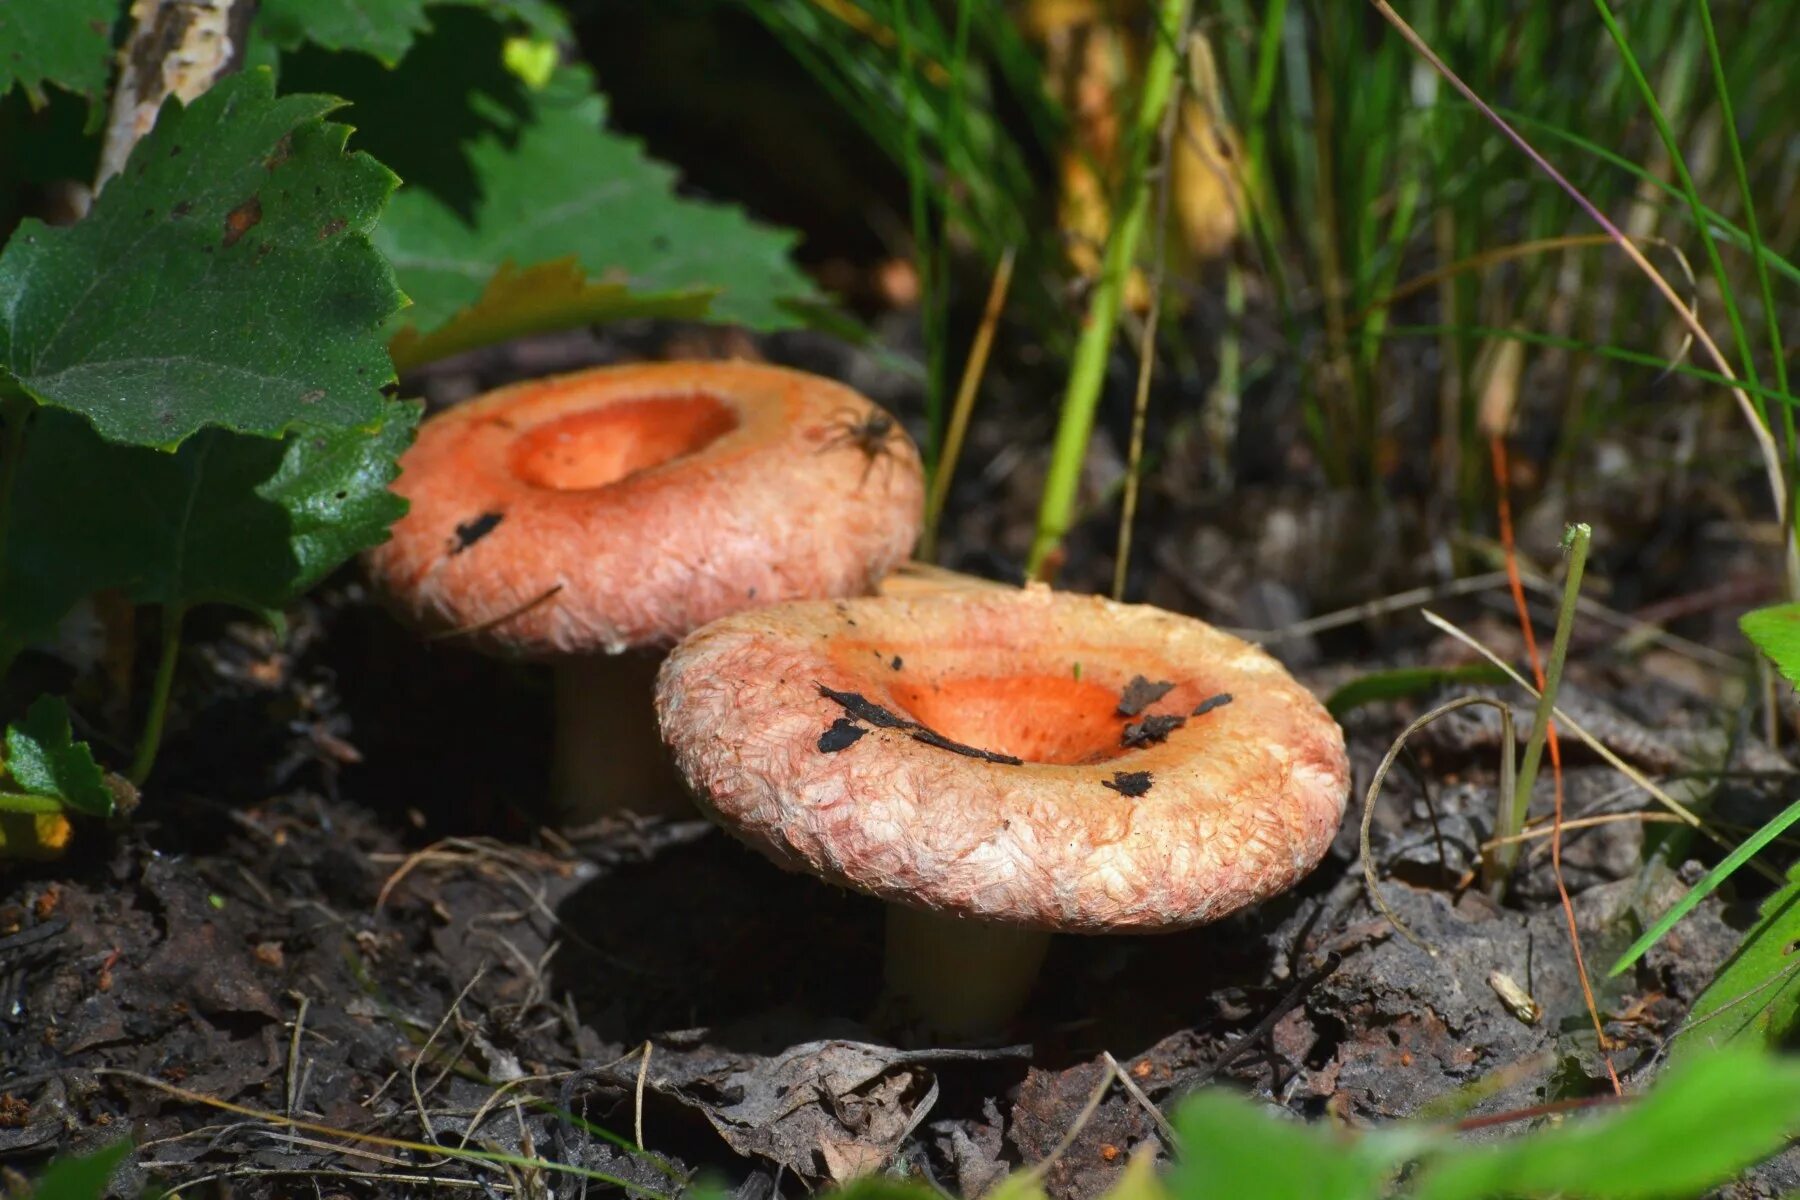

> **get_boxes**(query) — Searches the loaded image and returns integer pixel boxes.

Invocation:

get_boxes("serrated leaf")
[368,55,820,336]
[276,7,533,220]
[1742,603,1800,690]
[476,0,566,41]
[256,0,431,66]
[256,0,566,64]
[0,0,118,105]
[388,258,715,370]
[4,695,112,817]
[1412,1046,1800,1199]
[0,69,403,448]
[0,402,416,653]
[1659,859,1800,1065]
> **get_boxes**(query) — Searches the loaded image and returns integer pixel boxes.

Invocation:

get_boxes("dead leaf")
[607,1035,1021,1183]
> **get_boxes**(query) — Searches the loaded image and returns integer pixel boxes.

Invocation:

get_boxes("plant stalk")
[129,605,186,786]
[1493,523,1591,891]
[1026,0,1192,579]
[0,791,67,815]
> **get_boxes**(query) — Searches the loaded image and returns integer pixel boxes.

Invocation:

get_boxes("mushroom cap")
[655,587,1350,932]
[364,361,923,656]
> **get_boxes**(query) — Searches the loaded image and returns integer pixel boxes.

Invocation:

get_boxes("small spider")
[816,405,906,486]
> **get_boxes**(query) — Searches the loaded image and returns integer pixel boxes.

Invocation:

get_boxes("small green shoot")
[1,694,111,818]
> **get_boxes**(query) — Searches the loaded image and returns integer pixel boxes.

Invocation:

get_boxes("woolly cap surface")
[656,587,1349,932]
[365,361,923,656]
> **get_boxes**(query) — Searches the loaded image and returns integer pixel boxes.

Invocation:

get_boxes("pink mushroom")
[365,361,923,824]
[656,585,1350,1034]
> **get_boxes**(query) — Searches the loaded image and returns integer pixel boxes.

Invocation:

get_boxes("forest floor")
[3,323,1795,1199]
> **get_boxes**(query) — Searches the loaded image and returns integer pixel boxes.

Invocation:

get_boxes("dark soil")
[3,325,1797,1199]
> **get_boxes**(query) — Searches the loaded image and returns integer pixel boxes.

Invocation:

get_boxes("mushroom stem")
[883,905,1051,1036]
[550,652,688,825]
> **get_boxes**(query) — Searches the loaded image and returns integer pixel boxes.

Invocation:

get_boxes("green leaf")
[0,402,416,652]
[255,0,566,65]
[3,695,111,817]
[388,258,715,371]
[367,56,820,338]
[22,1139,131,1200]
[0,69,403,448]
[1168,1092,1413,1200]
[1742,603,1800,690]
[983,1176,1051,1200]
[1412,1046,1800,1199]
[258,0,431,66]
[1654,859,1800,1065]
[1324,664,1510,719]
[811,1182,949,1200]
[0,0,118,105]
[1098,1152,1169,1200]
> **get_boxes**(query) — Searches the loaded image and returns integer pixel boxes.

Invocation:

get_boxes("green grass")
[1211,0,1797,534]
[728,1,1797,584]
[729,0,1061,471]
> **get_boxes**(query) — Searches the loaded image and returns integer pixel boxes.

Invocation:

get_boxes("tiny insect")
[816,405,905,486]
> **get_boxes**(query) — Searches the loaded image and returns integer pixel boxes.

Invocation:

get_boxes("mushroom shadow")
[547,824,1342,1064]
[324,595,552,836]
[547,831,886,1047]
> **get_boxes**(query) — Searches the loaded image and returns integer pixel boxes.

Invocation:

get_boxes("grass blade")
[1611,795,1800,977]
[1027,0,1192,577]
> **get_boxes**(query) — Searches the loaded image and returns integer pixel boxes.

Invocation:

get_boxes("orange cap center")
[507,394,739,491]
[887,675,1134,764]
